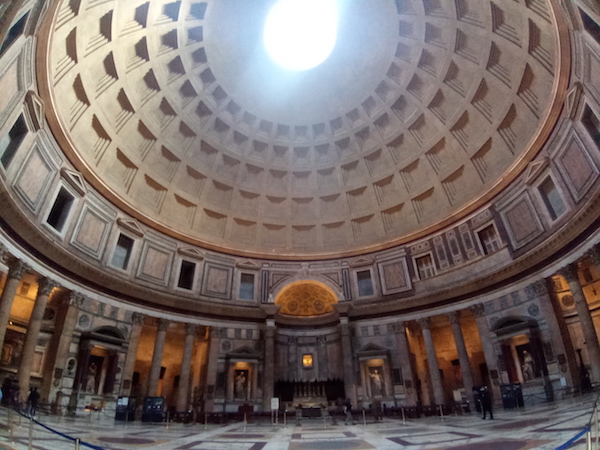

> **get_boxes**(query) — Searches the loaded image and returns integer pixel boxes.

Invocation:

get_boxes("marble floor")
[0,394,597,450]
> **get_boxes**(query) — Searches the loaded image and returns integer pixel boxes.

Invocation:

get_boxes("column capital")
[557,264,578,283]
[68,291,85,307]
[288,336,297,345]
[447,311,461,325]
[392,322,407,333]
[210,326,221,338]
[156,318,170,332]
[132,312,145,326]
[587,247,600,267]
[470,303,486,318]
[185,323,198,336]
[317,335,327,344]
[7,259,27,280]
[530,279,548,296]
[37,277,58,296]
[417,317,431,330]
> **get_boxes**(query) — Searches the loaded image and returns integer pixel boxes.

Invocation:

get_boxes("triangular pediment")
[25,91,44,131]
[565,82,582,120]
[116,218,145,237]
[524,158,549,185]
[228,345,260,360]
[60,168,87,196]
[349,257,374,268]
[178,247,204,260]
[357,342,390,358]
[236,259,261,270]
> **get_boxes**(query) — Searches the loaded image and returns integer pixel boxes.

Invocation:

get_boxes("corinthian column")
[18,277,58,399]
[147,319,170,397]
[121,313,145,395]
[393,322,417,406]
[42,291,84,401]
[447,311,475,406]
[176,323,197,411]
[471,304,501,401]
[559,264,600,383]
[418,317,445,405]
[262,322,276,410]
[0,259,27,350]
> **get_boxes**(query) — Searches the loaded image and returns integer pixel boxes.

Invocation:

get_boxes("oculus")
[263,0,339,71]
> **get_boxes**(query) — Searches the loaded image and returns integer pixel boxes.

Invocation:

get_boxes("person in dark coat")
[27,387,40,416]
[480,386,493,420]
[344,399,353,425]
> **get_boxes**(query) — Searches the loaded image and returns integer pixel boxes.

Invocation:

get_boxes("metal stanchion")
[594,403,600,448]
[165,410,170,429]
[401,406,406,425]
[75,438,80,449]
[204,412,207,432]
[362,409,366,427]
[28,416,33,450]
[439,404,444,421]
[243,413,247,432]
[283,410,287,428]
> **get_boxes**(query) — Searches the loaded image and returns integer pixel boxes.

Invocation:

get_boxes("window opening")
[415,254,436,280]
[582,105,600,147]
[111,234,134,270]
[177,260,196,290]
[357,270,374,297]
[46,187,75,232]
[239,273,255,300]
[1,115,28,168]
[538,177,566,220]
[477,225,502,255]
[580,8,600,45]
[0,13,29,56]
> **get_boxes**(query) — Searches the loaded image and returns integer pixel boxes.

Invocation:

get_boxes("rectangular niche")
[201,262,233,299]
[377,258,412,294]
[500,192,544,249]
[137,241,174,285]
[70,203,112,259]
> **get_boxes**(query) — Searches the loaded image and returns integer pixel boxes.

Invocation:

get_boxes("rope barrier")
[554,390,600,450]
[554,425,590,450]
[10,408,105,450]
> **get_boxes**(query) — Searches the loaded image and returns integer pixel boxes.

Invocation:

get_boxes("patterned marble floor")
[0,394,597,450]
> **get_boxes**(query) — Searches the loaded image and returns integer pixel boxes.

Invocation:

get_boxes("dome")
[39,0,568,258]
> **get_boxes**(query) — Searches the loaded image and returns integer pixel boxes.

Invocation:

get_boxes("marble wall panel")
[500,193,544,249]
[556,134,598,201]
[12,143,56,213]
[202,262,232,299]
[70,203,111,259]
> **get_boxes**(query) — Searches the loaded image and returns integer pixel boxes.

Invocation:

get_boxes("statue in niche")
[235,370,248,399]
[369,367,384,397]
[86,362,98,393]
[522,350,536,381]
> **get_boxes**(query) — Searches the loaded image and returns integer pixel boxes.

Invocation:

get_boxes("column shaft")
[0,260,26,350]
[262,324,275,410]
[147,319,169,397]
[448,312,475,405]
[41,292,83,401]
[120,313,144,396]
[560,265,600,382]
[176,324,196,411]
[204,328,220,411]
[394,322,417,406]
[18,277,57,400]
[471,304,501,401]
[340,318,357,405]
[419,318,445,405]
